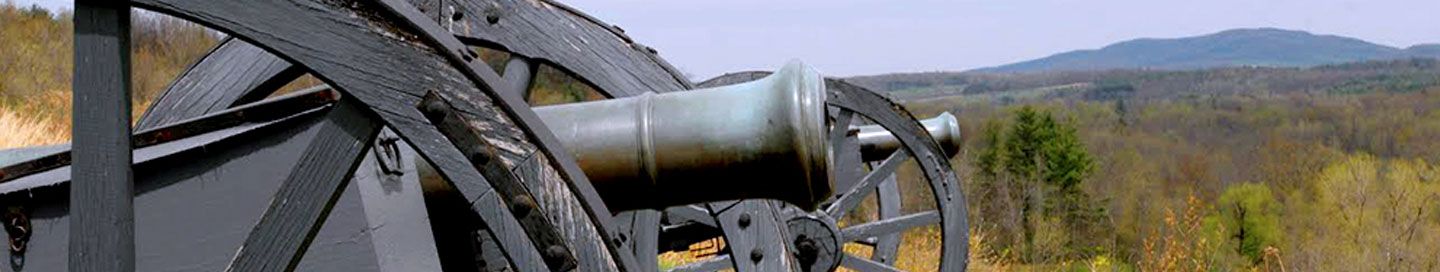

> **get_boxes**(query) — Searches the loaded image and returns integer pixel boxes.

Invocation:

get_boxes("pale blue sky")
[13,0,1439,78]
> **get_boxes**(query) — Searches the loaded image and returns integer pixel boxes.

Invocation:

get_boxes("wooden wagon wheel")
[639,73,970,272]
[129,2,698,271]
[0,0,710,271]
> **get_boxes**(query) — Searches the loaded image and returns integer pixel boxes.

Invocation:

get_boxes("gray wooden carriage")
[0,0,968,271]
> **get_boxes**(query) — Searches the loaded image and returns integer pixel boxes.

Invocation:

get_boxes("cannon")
[0,0,968,271]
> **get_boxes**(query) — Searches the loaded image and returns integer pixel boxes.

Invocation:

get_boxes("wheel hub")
[786,214,842,272]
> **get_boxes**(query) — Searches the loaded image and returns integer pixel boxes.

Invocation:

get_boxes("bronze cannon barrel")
[853,112,962,161]
[419,63,966,212]
[532,62,832,211]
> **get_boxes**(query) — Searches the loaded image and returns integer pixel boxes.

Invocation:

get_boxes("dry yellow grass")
[0,108,67,148]
[656,225,1006,271]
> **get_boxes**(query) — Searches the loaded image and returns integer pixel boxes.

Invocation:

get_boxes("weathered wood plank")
[2,88,339,185]
[448,0,692,98]
[419,93,576,271]
[622,210,661,272]
[706,201,790,271]
[224,99,379,272]
[841,211,940,243]
[136,37,303,130]
[70,1,135,271]
[0,101,385,271]
[872,175,902,264]
[353,129,443,272]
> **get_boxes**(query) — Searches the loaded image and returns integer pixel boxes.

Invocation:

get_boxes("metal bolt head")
[750,248,764,263]
[419,98,449,122]
[738,213,752,228]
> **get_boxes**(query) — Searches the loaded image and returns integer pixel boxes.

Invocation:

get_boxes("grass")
[0,108,67,148]
[656,225,1007,271]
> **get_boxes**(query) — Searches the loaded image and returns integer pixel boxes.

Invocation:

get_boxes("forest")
[890,59,1440,270]
[4,3,1440,271]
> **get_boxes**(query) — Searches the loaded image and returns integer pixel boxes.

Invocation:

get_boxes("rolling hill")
[974,28,1440,73]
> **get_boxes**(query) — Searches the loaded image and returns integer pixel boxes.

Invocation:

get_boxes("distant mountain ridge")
[975,28,1440,73]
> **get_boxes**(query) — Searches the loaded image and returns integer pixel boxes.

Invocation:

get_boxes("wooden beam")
[137,38,303,130]
[707,201,789,271]
[70,1,135,271]
[354,129,443,272]
[225,99,380,272]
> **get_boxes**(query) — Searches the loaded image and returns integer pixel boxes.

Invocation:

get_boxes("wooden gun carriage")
[0,0,968,271]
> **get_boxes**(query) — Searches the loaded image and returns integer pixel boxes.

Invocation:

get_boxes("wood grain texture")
[516,153,621,272]
[706,201,791,271]
[871,175,902,264]
[374,1,630,269]
[353,129,444,272]
[225,99,379,272]
[128,0,555,269]
[447,0,692,98]
[70,1,135,271]
[0,102,393,271]
[136,37,303,130]
[841,211,940,243]
[420,93,577,271]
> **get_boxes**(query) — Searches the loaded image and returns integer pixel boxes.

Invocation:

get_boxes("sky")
[14,0,1440,79]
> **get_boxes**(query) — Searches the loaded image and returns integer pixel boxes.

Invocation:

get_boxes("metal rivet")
[750,248,764,263]
[737,213,751,228]
[419,99,449,122]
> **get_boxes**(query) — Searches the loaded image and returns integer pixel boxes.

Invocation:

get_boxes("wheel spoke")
[842,210,940,243]
[827,149,908,218]
[829,109,855,146]
[666,254,733,272]
[71,2,135,269]
[840,254,904,272]
[227,100,381,271]
[872,174,903,263]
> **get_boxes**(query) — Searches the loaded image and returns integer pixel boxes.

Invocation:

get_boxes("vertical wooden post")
[71,1,135,271]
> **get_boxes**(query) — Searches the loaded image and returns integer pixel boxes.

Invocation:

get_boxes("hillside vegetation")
[854,58,1440,102]
[972,28,1440,73]
[887,61,1440,270]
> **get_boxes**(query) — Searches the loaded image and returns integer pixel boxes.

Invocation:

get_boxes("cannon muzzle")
[532,62,832,211]
[853,112,962,161]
